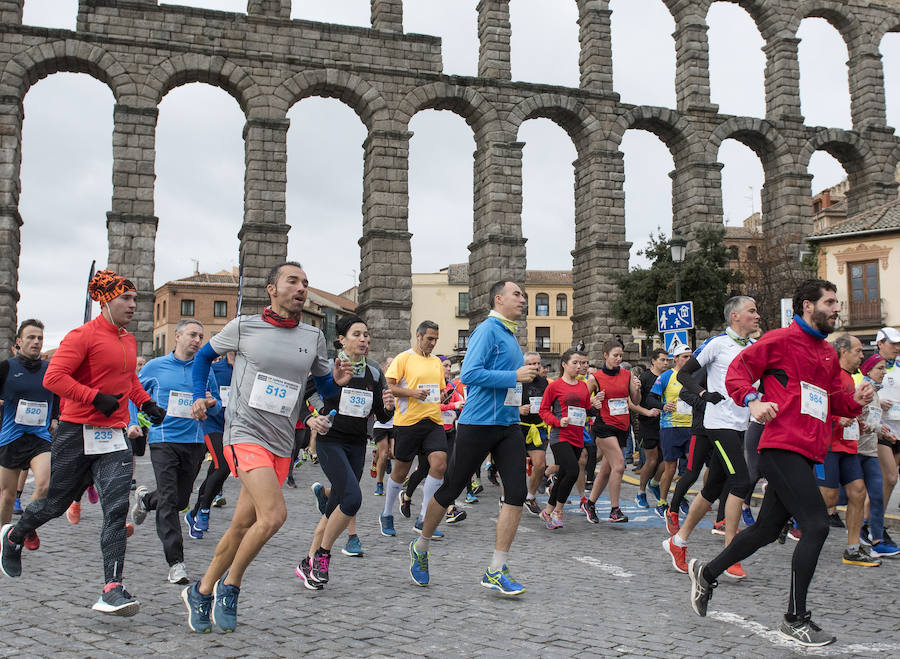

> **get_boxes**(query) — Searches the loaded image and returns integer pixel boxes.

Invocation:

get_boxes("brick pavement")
[2,453,900,658]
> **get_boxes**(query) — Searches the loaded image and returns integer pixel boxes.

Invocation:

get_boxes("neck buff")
[262,306,299,328]
[725,326,751,347]
[488,309,518,334]
[793,314,827,340]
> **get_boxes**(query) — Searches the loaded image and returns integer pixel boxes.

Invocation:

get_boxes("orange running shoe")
[23,530,40,551]
[125,523,135,538]
[711,519,726,536]
[665,510,680,535]
[724,562,747,580]
[66,502,81,525]
[662,536,688,573]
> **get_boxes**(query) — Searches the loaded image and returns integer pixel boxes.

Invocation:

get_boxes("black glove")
[701,391,726,405]
[141,400,167,425]
[92,392,123,417]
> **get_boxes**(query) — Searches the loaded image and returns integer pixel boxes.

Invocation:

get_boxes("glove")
[92,392,123,417]
[141,400,167,425]
[701,391,726,405]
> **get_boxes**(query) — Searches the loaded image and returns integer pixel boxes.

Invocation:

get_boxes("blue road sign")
[657,301,694,333]
[664,330,689,355]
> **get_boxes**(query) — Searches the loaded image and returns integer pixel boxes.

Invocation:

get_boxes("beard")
[811,307,836,334]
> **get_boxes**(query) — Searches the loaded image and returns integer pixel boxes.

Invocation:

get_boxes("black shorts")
[593,423,629,447]
[877,435,900,453]
[640,434,659,450]
[372,427,394,444]
[0,433,51,470]
[520,424,549,451]
[393,420,447,463]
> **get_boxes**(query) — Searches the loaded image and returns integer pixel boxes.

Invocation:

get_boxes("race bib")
[83,426,127,455]
[676,399,693,416]
[219,386,230,408]
[865,406,882,430]
[248,372,300,417]
[608,397,629,416]
[338,387,373,418]
[417,383,441,404]
[567,406,586,427]
[800,381,828,422]
[167,390,194,419]
[843,421,860,442]
[886,402,900,421]
[529,397,542,414]
[14,400,48,427]
[504,383,523,407]
[441,409,457,426]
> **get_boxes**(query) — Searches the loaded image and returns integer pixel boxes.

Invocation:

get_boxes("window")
[535,293,549,316]
[181,299,195,316]
[536,327,551,351]
[556,294,567,316]
[747,246,758,261]
[848,260,881,323]
[214,300,227,318]
[457,292,469,317]
[162,300,166,318]
[457,330,469,350]
[728,245,739,260]
[155,303,159,321]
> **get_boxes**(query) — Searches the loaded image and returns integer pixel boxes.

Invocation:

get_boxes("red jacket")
[44,314,150,428]
[829,369,859,455]
[725,321,862,463]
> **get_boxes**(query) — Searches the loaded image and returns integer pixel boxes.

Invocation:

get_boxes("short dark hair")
[266,261,304,287]
[601,338,621,355]
[488,280,512,309]
[559,349,587,376]
[17,319,44,338]
[792,279,837,316]
[650,347,668,361]
[416,320,439,336]
[334,315,367,350]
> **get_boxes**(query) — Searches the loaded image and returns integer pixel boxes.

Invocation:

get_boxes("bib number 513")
[265,384,288,398]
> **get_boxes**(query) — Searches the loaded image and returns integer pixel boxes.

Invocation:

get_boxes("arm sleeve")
[676,357,704,394]
[829,363,864,418]
[51,394,60,420]
[679,386,703,407]
[646,393,664,410]
[205,370,221,416]
[373,369,393,424]
[128,400,139,428]
[312,373,338,400]
[192,343,220,402]
[460,324,517,389]
[209,317,241,354]
[538,382,561,427]
[310,331,332,377]
[43,329,98,404]
[129,363,151,408]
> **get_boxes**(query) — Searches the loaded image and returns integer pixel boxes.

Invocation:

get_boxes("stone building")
[2,0,900,362]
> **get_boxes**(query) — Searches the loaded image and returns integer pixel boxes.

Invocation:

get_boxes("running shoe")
[370,451,377,478]
[12,497,22,515]
[374,482,384,496]
[523,498,541,516]
[295,557,324,591]
[130,479,137,491]
[285,476,297,489]
[662,536,688,574]
[882,528,896,545]
[310,549,330,583]
[211,577,239,632]
[310,454,319,465]
[487,463,500,486]
[385,459,392,475]
[480,565,525,596]
[827,512,844,528]
[679,498,690,515]
[409,538,429,586]
[724,562,747,580]
[399,492,412,519]
[546,474,557,493]
[551,510,564,528]
[470,478,483,495]
[665,510,680,535]
[311,482,328,516]
[582,500,599,524]
[125,523,134,538]
[634,492,649,509]
[446,508,467,524]
[131,486,149,526]
[778,613,836,647]
[66,501,81,525]
[842,547,882,567]
[379,514,396,537]
[711,519,726,536]
[608,507,628,523]
[92,583,140,617]
[688,559,716,617]
[870,540,900,557]
[0,523,22,577]
[212,494,226,508]
[342,535,363,557]
[859,523,871,547]
[540,510,561,530]
[788,527,802,542]
[23,530,39,551]
[86,485,99,504]
[465,492,479,504]
[196,509,210,532]
[648,482,661,501]
[498,497,504,511]
[654,503,668,519]
[579,496,588,513]
[184,512,203,540]
[182,582,213,632]
[741,506,755,527]
[414,519,444,539]
[168,562,190,585]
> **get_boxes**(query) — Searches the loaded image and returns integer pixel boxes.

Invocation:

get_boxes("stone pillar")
[370,0,402,33]
[107,104,160,356]
[357,130,412,361]
[670,161,724,245]
[764,37,803,122]
[571,149,630,356]
[848,45,888,131]
[246,0,290,19]
[673,16,718,113]
[0,0,22,23]
[576,0,614,95]
[240,117,290,315]
[0,95,22,354]
[477,0,511,80]
[469,139,526,341]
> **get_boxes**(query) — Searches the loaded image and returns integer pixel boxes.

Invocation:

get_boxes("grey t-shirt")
[210,315,331,457]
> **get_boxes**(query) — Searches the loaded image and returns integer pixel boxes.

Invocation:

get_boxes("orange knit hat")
[88,269,136,305]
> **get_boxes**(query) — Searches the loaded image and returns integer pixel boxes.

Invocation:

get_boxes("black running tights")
[548,442,580,507]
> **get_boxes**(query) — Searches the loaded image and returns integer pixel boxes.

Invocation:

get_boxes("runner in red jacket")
[686,279,873,649]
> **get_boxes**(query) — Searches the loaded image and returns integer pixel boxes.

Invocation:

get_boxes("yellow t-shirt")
[385,350,445,426]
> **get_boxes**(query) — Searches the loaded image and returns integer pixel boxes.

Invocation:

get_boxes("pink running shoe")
[87,486,99,504]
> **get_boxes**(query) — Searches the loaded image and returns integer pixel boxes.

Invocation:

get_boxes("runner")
[0,270,166,617]
[633,349,667,508]
[519,351,549,515]
[295,315,394,590]
[687,279,873,647]
[129,319,222,584]
[181,261,352,633]
[873,328,900,525]
[379,321,447,538]
[371,356,395,496]
[407,280,539,594]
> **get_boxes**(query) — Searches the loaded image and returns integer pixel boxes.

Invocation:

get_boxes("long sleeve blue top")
[458,316,523,426]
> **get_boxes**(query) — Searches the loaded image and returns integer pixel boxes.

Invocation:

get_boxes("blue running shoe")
[634,492,649,508]
[741,507,755,527]
[648,482,661,501]
[409,539,429,586]
[181,582,212,633]
[341,534,363,557]
[374,482,384,496]
[184,512,203,540]
[379,514,396,537]
[195,509,210,532]
[211,578,239,633]
[414,519,444,540]
[311,482,328,516]
[654,503,668,519]
[870,539,900,557]
[465,492,479,504]
[679,498,690,515]
[480,565,525,596]
[13,498,22,515]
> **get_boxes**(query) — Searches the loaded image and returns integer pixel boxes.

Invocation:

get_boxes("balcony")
[526,341,570,355]
[848,298,883,327]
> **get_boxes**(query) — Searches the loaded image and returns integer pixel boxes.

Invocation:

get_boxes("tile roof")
[808,198,900,240]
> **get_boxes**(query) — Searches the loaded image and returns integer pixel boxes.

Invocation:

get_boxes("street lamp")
[670,234,687,302]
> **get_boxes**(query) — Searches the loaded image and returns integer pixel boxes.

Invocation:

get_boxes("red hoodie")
[43,314,150,428]
[725,321,862,463]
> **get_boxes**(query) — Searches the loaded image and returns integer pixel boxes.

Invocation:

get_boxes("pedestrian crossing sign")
[664,330,689,355]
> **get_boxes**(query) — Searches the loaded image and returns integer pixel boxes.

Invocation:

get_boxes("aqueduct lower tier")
[1,0,899,358]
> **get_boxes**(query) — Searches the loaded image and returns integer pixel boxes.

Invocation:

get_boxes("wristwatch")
[744,392,762,405]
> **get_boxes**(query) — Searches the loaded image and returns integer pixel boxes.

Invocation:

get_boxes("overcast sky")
[17,1,900,346]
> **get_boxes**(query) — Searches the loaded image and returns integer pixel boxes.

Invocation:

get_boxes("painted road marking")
[573,555,633,578]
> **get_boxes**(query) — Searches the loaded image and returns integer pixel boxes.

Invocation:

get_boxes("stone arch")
[272,69,390,131]
[799,128,872,174]
[790,1,864,44]
[141,53,266,117]
[611,105,695,162]
[395,82,503,140]
[709,117,792,174]
[0,39,136,102]
[508,92,600,156]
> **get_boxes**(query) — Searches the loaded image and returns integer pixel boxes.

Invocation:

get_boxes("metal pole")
[675,265,681,303]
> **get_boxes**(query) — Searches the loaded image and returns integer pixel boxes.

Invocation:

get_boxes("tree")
[613,226,742,337]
